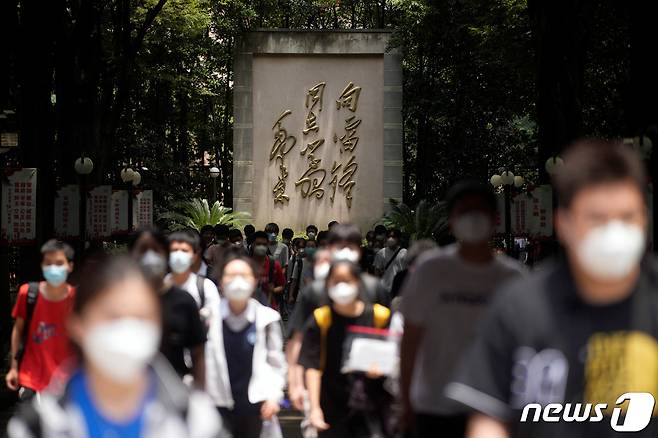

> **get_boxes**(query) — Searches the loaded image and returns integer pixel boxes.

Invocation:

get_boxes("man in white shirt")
[374,228,407,294]
[399,181,525,438]
[166,230,221,323]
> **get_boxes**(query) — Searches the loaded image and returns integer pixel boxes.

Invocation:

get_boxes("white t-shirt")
[399,244,525,415]
[165,273,221,321]
[374,246,407,292]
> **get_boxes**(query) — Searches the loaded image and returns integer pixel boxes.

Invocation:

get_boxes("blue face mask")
[42,265,69,287]
[268,233,277,243]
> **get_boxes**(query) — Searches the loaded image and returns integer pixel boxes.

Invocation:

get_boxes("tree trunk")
[528,0,592,183]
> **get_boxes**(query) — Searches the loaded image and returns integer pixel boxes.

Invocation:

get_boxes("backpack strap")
[16,283,40,367]
[313,305,332,372]
[196,275,206,309]
[372,303,391,329]
[383,247,403,272]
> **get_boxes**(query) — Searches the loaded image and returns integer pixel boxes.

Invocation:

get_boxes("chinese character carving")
[336,82,361,112]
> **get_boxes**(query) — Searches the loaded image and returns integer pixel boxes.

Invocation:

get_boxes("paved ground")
[280,405,304,437]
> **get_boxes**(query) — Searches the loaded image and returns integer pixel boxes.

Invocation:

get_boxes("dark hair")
[328,220,339,229]
[387,228,402,239]
[306,224,318,234]
[327,223,362,247]
[200,225,215,234]
[228,228,243,240]
[41,239,74,262]
[244,224,255,236]
[282,228,294,239]
[316,230,329,244]
[365,230,376,241]
[73,256,158,316]
[130,227,169,255]
[213,247,259,285]
[374,224,387,235]
[252,230,269,242]
[292,237,306,248]
[265,222,280,234]
[553,139,647,208]
[214,224,230,239]
[168,229,202,253]
[446,180,497,215]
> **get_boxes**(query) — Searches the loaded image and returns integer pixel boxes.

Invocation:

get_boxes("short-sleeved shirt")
[165,273,221,320]
[257,257,286,307]
[69,370,155,438]
[268,242,289,269]
[400,245,524,414]
[287,275,390,339]
[446,258,658,437]
[298,304,390,422]
[374,247,407,292]
[159,286,207,376]
[12,282,76,391]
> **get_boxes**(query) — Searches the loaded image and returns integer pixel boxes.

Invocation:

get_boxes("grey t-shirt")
[399,244,525,415]
[269,242,289,269]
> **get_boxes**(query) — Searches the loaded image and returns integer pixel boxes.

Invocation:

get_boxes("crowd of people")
[5,138,658,438]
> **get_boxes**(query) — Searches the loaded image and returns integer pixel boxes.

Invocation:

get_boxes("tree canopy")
[1,0,656,237]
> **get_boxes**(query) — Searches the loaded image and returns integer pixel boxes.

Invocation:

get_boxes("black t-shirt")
[299,303,389,422]
[287,274,390,339]
[447,258,658,437]
[159,285,207,376]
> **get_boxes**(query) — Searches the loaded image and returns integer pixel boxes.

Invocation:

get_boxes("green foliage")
[379,199,447,241]
[158,198,251,231]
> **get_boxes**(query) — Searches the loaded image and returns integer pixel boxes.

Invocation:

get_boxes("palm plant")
[379,198,448,241]
[158,198,251,231]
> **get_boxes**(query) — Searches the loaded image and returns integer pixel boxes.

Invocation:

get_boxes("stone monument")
[233,31,402,231]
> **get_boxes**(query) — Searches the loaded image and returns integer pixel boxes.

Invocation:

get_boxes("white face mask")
[83,318,161,383]
[314,262,331,281]
[169,250,193,274]
[575,221,645,280]
[332,248,360,263]
[452,212,493,244]
[223,276,254,302]
[139,250,167,279]
[328,282,359,305]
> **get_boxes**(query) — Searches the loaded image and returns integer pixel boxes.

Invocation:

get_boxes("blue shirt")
[69,371,155,438]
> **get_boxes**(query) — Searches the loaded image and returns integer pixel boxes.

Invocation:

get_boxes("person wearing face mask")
[8,256,222,438]
[285,248,333,414]
[206,250,286,438]
[306,224,318,242]
[130,229,207,390]
[446,141,658,438]
[228,228,248,255]
[399,180,525,437]
[282,228,294,249]
[301,239,319,285]
[6,240,76,400]
[286,238,307,307]
[265,222,290,273]
[300,260,393,437]
[374,229,408,295]
[166,230,221,324]
[250,231,286,310]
